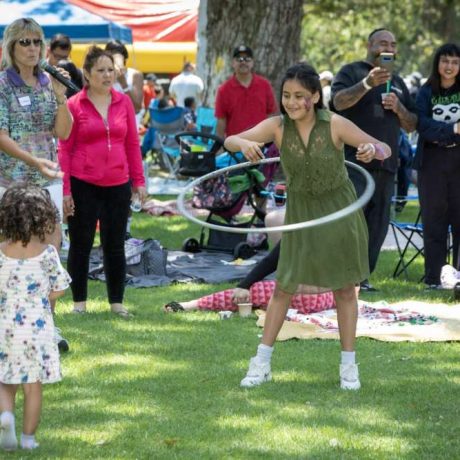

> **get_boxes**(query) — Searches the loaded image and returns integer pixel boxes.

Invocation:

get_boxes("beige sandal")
[110,305,132,318]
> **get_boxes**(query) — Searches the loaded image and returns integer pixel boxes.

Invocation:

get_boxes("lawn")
[10,202,460,459]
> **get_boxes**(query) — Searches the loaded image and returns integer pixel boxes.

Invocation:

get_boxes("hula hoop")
[176,157,375,234]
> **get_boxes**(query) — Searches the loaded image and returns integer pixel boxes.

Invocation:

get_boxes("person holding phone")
[331,28,417,292]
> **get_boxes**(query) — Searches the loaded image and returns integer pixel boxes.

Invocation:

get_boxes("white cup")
[381,92,391,106]
[219,311,233,320]
[130,194,142,212]
[237,303,252,318]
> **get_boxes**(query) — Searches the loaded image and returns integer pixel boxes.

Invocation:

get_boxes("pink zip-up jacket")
[58,87,145,196]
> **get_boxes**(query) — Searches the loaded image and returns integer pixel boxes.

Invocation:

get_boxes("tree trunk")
[197,0,303,107]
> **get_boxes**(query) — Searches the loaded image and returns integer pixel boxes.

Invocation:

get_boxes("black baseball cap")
[233,45,253,58]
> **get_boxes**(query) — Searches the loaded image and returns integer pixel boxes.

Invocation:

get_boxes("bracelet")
[373,143,387,160]
[123,86,130,93]
[56,96,67,105]
[362,77,372,91]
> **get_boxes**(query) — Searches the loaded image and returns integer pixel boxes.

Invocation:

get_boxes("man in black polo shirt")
[332,28,417,291]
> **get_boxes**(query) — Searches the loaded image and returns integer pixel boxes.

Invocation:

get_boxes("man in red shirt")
[143,73,157,110]
[215,45,277,138]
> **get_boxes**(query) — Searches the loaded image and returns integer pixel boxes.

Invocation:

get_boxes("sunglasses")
[235,56,252,63]
[17,38,42,48]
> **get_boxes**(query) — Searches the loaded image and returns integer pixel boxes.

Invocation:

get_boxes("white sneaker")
[20,436,39,450]
[441,265,460,289]
[340,363,361,390]
[54,327,69,352]
[240,357,272,388]
[0,412,17,451]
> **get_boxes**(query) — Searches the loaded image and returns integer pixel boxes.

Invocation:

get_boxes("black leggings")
[349,168,394,274]
[67,177,131,303]
[418,147,460,284]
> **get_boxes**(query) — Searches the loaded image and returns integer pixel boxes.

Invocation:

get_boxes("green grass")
[9,203,460,459]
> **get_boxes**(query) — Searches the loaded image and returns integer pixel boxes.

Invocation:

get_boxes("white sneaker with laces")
[340,363,361,390]
[240,357,272,388]
[0,412,18,451]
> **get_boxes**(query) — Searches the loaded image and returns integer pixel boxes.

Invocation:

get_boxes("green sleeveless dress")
[277,110,369,293]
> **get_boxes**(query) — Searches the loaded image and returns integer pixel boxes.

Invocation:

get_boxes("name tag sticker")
[18,96,31,106]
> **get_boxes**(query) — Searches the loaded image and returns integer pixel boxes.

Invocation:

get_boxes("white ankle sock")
[20,433,39,450]
[255,343,274,364]
[0,411,17,450]
[341,351,356,365]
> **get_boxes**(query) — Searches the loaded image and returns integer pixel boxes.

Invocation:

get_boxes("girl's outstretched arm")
[224,116,282,162]
[330,113,391,163]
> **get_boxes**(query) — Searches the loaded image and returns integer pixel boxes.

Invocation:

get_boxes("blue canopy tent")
[0,0,132,43]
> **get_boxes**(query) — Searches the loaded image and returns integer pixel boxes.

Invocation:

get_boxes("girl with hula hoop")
[225,63,391,390]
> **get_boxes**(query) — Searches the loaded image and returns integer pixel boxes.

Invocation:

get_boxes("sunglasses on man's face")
[235,56,252,63]
[17,38,42,48]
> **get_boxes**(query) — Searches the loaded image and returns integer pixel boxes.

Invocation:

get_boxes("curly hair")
[0,183,58,246]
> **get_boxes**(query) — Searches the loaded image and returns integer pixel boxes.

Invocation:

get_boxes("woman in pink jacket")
[58,46,146,317]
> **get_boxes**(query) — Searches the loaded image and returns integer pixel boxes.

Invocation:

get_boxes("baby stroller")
[174,131,270,259]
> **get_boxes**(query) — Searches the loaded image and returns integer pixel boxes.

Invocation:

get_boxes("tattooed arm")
[333,66,391,111]
[390,96,417,132]
[333,80,370,111]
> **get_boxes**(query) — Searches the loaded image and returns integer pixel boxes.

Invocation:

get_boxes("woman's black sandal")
[164,301,185,312]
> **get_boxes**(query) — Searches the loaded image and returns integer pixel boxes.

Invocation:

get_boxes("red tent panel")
[66,0,198,42]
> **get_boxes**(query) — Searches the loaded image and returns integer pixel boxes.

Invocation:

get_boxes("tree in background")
[197,0,303,107]
[301,0,460,78]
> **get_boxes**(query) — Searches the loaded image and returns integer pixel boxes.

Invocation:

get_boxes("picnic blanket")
[88,247,271,288]
[256,300,460,342]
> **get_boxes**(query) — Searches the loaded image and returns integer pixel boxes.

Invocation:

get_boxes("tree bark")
[197,0,303,107]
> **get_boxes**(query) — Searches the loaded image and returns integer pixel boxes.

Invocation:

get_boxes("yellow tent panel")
[71,41,197,74]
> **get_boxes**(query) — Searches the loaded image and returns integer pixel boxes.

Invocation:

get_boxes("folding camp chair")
[195,106,217,135]
[188,106,245,168]
[390,196,453,280]
[149,106,185,179]
[390,207,425,279]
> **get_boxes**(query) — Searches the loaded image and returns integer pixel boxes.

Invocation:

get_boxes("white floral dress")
[0,245,71,384]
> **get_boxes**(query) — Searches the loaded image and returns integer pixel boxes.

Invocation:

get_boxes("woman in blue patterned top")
[0,18,72,220]
[0,18,73,352]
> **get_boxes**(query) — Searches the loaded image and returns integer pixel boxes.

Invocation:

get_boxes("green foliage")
[301,0,460,77]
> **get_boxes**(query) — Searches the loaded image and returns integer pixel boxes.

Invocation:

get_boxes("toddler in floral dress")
[0,183,71,451]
